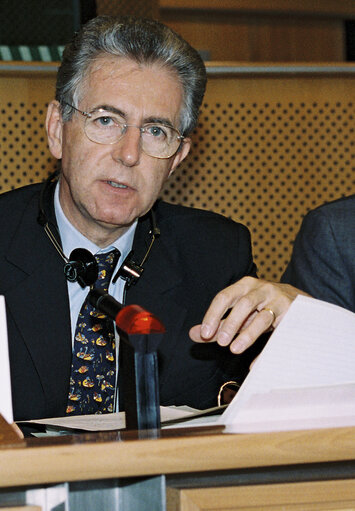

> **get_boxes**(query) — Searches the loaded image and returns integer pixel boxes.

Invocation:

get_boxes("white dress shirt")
[53,181,137,342]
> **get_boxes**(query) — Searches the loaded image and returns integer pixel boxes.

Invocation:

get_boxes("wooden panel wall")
[162,64,355,279]
[161,12,345,62]
[0,64,57,189]
[167,478,355,511]
[93,0,355,62]
[160,0,355,62]
[0,63,354,281]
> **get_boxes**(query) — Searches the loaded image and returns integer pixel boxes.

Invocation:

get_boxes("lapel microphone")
[63,248,98,287]
[38,171,160,290]
[112,214,160,288]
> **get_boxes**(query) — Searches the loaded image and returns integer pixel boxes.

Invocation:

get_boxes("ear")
[46,100,63,159]
[168,137,191,177]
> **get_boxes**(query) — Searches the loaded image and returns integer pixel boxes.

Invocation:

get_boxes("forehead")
[79,56,184,122]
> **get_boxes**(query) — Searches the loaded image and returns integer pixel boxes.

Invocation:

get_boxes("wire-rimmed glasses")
[63,102,184,159]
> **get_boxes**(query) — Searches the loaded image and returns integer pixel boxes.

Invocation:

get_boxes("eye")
[95,116,115,127]
[90,111,123,129]
[144,124,168,139]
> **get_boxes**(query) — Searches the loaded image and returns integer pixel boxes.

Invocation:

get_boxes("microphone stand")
[119,331,162,432]
[88,290,165,432]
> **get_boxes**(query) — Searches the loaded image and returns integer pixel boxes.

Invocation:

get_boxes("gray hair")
[56,15,207,135]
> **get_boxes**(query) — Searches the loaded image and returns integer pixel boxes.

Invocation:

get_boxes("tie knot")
[94,249,120,291]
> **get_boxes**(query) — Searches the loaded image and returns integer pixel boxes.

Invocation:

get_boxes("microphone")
[63,248,98,287]
[112,254,144,286]
[88,289,166,335]
[39,172,160,290]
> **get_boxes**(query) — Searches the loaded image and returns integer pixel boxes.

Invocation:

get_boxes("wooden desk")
[0,425,354,510]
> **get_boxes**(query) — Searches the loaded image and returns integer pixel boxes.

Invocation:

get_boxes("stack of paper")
[12,295,355,436]
[220,295,355,432]
[0,296,13,424]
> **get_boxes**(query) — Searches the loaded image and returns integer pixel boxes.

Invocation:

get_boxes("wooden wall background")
[95,1,355,62]
[159,0,353,62]
[0,62,354,280]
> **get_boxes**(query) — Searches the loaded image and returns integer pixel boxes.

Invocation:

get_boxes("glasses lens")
[141,123,180,158]
[84,110,182,158]
[85,111,124,145]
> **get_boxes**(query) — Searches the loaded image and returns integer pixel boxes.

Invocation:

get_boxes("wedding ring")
[262,307,276,324]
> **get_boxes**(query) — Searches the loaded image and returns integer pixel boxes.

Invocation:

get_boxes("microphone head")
[64,248,98,287]
[88,289,166,336]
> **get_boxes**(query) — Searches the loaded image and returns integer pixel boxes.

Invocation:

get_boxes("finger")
[189,324,207,343]
[200,276,261,339]
[237,310,258,331]
[215,289,266,346]
[199,285,243,339]
[189,310,258,345]
[262,307,276,327]
[189,320,225,343]
[229,308,275,354]
[215,279,295,346]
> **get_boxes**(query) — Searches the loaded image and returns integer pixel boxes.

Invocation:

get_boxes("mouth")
[106,180,128,189]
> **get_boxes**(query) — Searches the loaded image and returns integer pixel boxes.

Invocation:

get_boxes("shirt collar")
[54,181,137,262]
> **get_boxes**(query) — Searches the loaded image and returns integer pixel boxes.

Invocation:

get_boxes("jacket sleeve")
[281,207,353,311]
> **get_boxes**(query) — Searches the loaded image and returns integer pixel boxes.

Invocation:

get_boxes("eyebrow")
[90,104,176,129]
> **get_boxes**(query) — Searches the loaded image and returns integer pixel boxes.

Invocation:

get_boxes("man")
[0,16,300,422]
[282,194,355,313]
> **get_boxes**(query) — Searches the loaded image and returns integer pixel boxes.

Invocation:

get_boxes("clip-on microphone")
[63,248,98,287]
[112,219,160,288]
[39,170,160,289]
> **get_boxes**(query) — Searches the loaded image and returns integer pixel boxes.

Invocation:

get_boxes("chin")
[96,211,136,229]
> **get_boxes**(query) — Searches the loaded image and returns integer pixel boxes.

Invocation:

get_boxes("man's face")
[46,57,191,246]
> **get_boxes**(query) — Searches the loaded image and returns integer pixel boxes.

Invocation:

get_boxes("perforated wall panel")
[96,0,159,18]
[0,72,57,189]
[1,67,354,280]
[162,73,355,279]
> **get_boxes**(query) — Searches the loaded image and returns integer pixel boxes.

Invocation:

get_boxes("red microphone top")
[115,305,166,335]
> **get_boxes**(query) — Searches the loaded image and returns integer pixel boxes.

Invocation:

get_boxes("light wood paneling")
[160,0,355,62]
[0,426,354,488]
[0,64,57,189]
[1,63,354,280]
[162,64,355,279]
[0,508,41,511]
[161,12,345,62]
[167,479,355,511]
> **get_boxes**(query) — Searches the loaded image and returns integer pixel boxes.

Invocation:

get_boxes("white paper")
[20,405,224,432]
[220,295,355,432]
[26,484,69,511]
[0,295,13,424]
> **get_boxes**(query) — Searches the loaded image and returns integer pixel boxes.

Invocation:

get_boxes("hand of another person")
[189,276,309,354]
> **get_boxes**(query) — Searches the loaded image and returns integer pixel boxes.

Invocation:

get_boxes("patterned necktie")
[66,249,120,415]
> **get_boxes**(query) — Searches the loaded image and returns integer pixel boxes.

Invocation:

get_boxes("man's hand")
[189,276,309,353]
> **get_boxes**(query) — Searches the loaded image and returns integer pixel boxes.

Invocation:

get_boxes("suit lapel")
[5,189,72,416]
[125,209,189,390]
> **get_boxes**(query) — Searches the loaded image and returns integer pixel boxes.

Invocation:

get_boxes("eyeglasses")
[63,102,184,159]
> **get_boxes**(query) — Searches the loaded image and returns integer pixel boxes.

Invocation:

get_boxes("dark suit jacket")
[282,194,355,313]
[0,183,258,421]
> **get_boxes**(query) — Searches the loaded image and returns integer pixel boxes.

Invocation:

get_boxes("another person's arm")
[281,206,354,312]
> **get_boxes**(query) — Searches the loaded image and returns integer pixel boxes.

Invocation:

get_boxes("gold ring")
[262,307,276,324]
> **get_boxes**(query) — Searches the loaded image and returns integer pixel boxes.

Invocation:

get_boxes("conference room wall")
[0,62,354,280]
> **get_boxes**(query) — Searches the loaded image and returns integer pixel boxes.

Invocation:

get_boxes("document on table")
[0,296,13,424]
[19,405,226,433]
[219,295,355,432]
[17,295,355,435]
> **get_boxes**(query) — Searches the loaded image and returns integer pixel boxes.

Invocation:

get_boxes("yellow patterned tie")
[66,249,120,415]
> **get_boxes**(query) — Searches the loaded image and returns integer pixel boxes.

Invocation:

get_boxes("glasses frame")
[62,102,185,159]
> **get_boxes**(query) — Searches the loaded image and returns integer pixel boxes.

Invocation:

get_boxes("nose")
[111,126,141,167]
